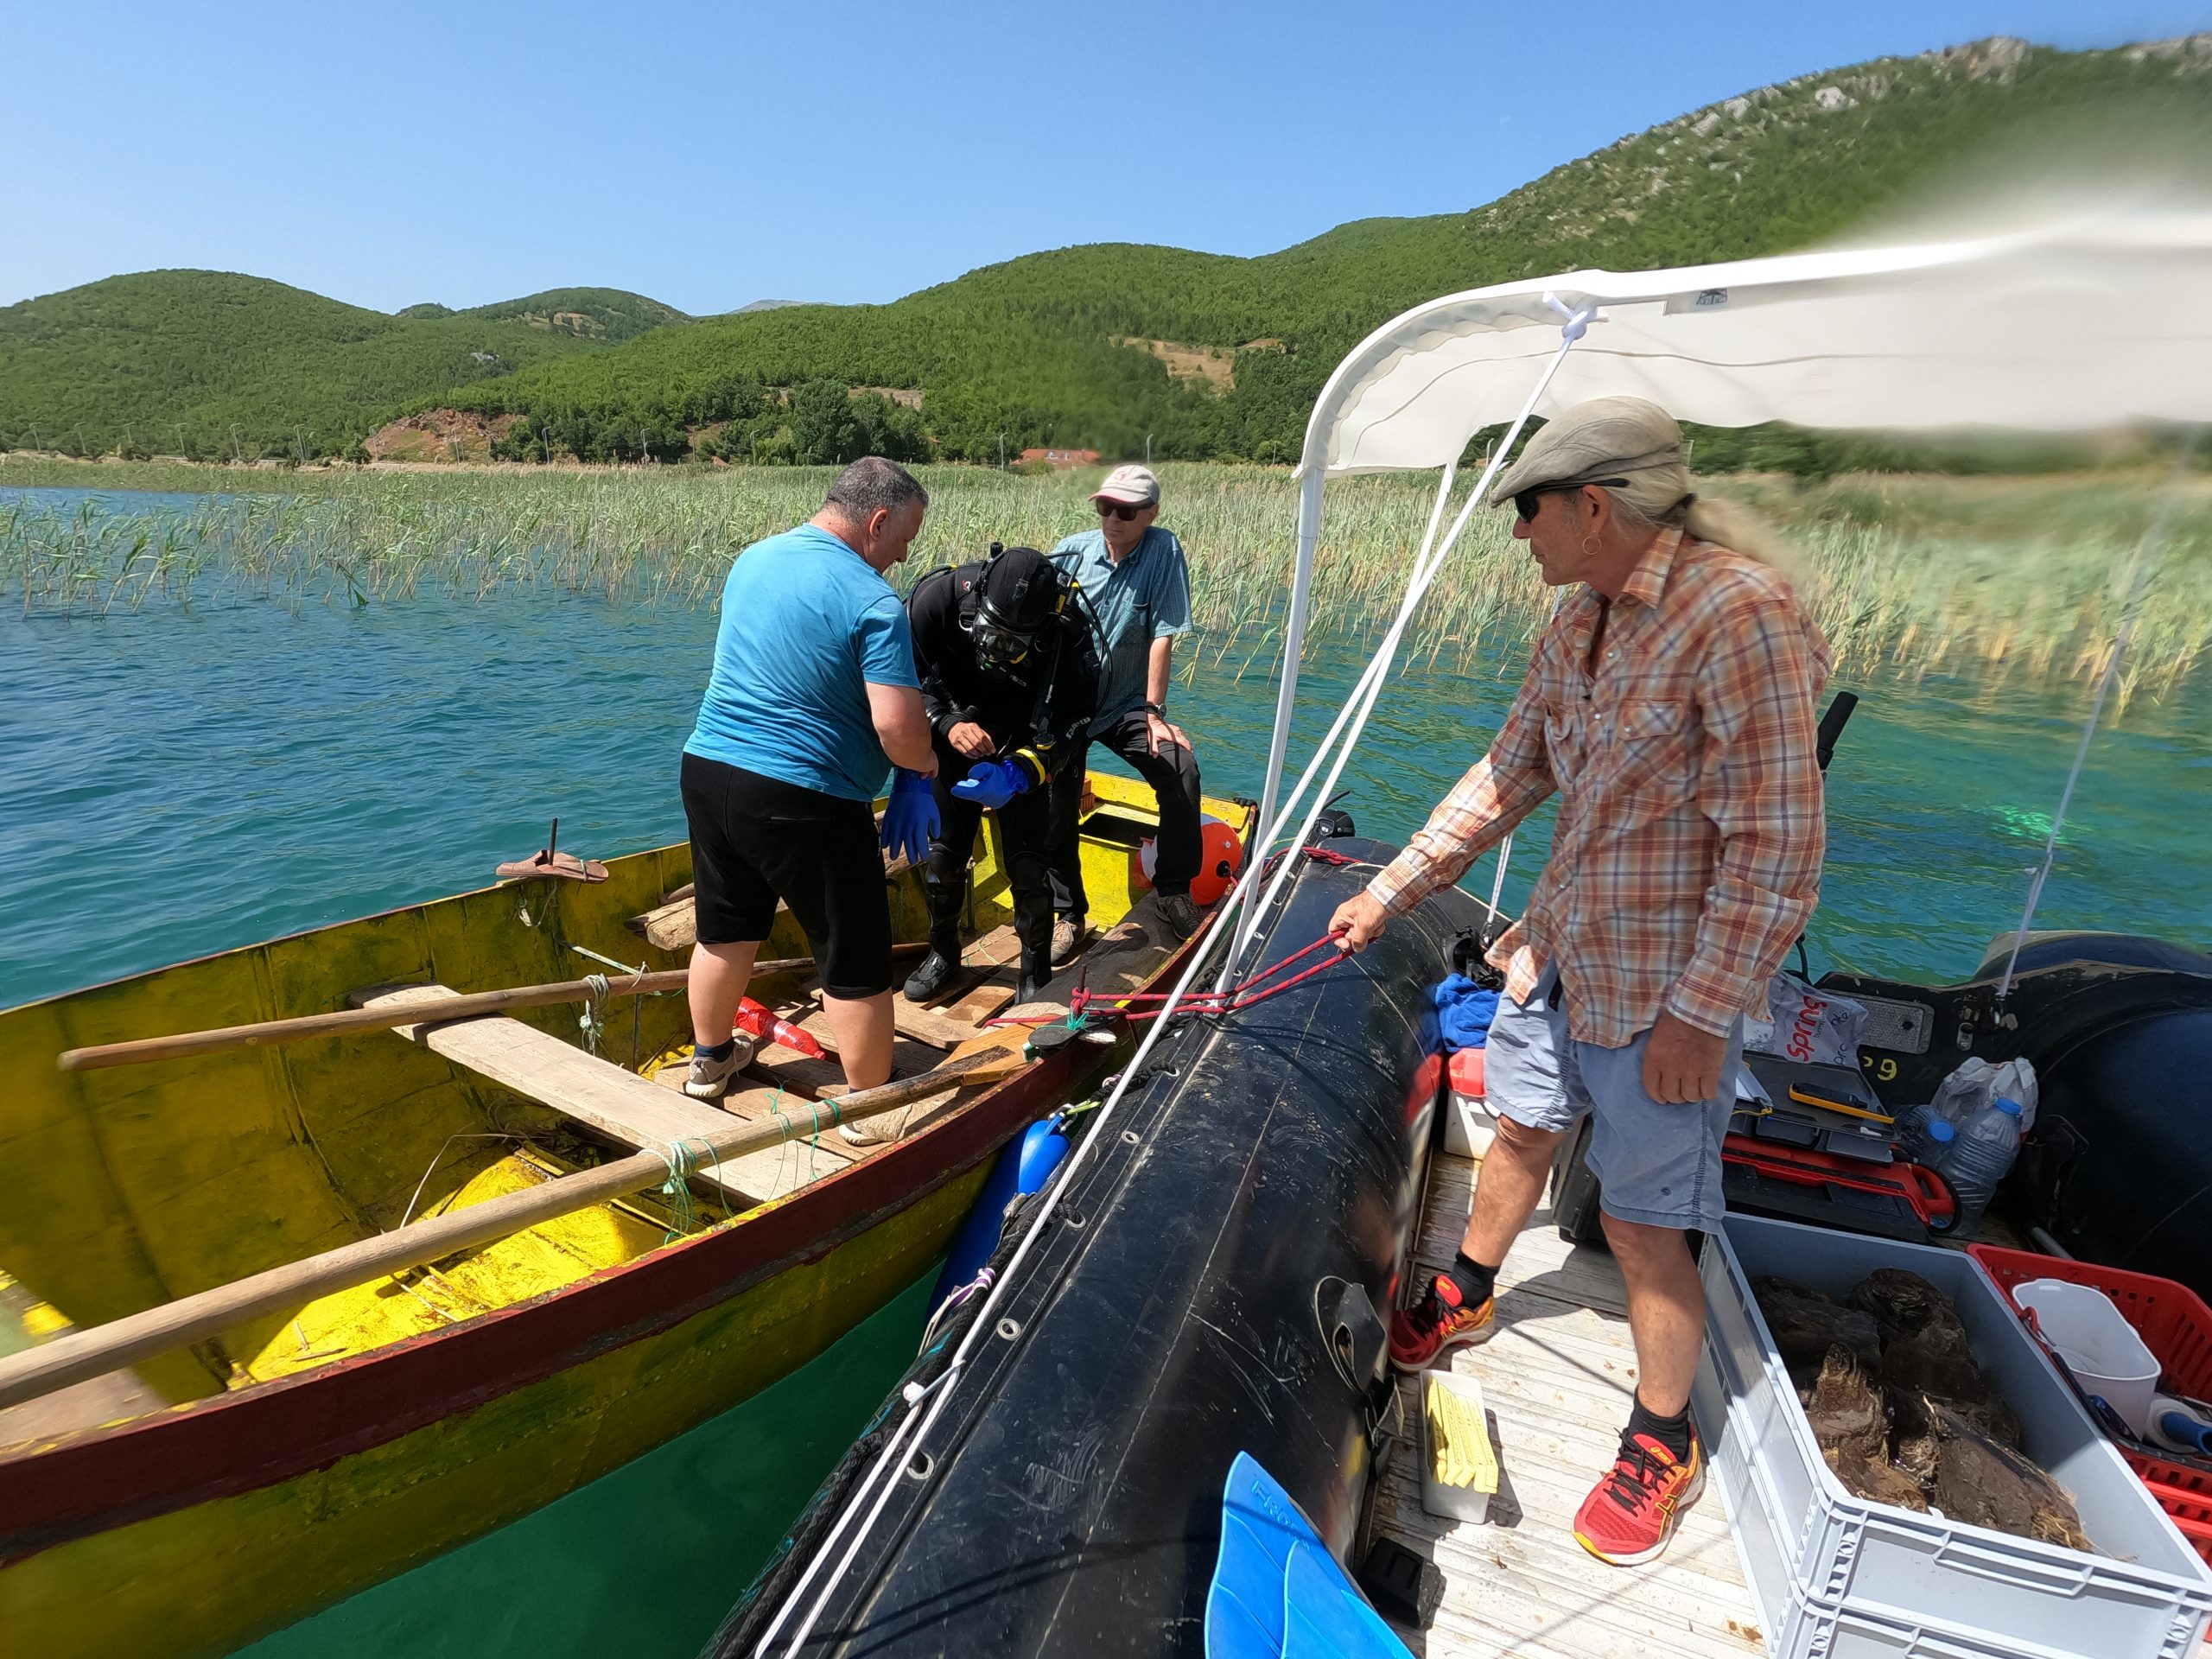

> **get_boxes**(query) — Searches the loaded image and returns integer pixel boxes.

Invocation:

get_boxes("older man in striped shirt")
[1331,397,1831,1570]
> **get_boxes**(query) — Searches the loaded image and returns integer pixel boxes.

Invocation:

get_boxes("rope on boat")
[579,973,609,1055]
[1069,926,1348,1025]
[655,1135,721,1241]
[749,296,1597,1659]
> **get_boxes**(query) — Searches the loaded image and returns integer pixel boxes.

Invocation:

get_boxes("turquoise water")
[239,1273,938,1657]
[5,484,2210,1656]
[5,485,2208,1008]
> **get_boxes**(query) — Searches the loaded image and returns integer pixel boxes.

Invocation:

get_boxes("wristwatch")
[1143,701,1166,717]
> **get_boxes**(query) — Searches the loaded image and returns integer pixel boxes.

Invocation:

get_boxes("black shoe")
[1014,944,1054,1006]
[1156,892,1205,940]
[902,948,961,1003]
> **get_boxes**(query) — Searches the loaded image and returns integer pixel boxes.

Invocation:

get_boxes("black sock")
[1446,1251,1497,1308]
[1624,1391,1694,1461]
[696,1037,736,1062]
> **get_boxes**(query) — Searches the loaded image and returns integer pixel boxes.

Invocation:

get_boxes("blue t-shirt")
[1050,526,1192,733]
[684,524,919,800]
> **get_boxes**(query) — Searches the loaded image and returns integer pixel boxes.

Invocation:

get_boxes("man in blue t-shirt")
[678,457,938,1100]
[1045,464,1206,947]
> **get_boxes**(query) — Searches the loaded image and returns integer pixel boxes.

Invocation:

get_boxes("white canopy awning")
[1304,213,2212,475]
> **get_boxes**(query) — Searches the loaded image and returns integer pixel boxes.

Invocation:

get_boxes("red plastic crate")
[1969,1243,2212,1568]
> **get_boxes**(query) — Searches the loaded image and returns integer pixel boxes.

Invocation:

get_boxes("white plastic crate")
[1694,1214,2212,1659]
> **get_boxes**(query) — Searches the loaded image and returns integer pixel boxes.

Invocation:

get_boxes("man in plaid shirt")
[1332,397,1831,1568]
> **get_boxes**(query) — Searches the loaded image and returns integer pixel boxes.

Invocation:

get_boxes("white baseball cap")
[1090,464,1160,506]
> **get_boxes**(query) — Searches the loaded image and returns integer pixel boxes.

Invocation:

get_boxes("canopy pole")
[1994,430,2196,1000]
[1226,459,1460,977]
[1236,464,1328,963]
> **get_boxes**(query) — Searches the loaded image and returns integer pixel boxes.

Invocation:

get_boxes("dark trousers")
[926,739,1054,955]
[1046,709,1203,918]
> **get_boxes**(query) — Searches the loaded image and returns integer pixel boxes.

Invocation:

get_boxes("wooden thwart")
[362,985,768,1204]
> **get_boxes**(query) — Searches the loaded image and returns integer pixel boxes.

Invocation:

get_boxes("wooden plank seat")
[359,984,814,1205]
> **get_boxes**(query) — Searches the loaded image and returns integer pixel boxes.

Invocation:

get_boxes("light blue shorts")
[1483,964,1743,1231]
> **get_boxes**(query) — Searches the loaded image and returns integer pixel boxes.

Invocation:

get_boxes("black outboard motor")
[1985,934,2212,1295]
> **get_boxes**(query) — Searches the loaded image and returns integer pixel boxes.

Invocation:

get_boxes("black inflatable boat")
[715,842,1488,1658]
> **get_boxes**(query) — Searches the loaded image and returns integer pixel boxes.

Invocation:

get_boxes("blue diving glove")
[950,758,1035,810]
[880,768,939,867]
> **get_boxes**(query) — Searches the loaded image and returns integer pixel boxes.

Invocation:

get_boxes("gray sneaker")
[683,1033,757,1099]
[1156,893,1205,941]
[1050,915,1088,965]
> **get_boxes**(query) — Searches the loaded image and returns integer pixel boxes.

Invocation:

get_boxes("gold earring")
[1581,534,1601,557]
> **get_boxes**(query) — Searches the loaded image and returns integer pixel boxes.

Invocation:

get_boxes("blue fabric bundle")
[1428,975,1500,1052]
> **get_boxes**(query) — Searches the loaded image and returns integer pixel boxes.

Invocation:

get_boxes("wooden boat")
[0,771,1252,1658]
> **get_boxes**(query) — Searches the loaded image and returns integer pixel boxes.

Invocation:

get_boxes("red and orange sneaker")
[1388,1272,1495,1371]
[1573,1432,1705,1566]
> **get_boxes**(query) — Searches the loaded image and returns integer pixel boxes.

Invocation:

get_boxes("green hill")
[0,273,684,461]
[6,35,2211,467]
[441,35,2212,467]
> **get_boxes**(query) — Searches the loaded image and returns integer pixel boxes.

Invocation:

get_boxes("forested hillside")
[0,275,685,461]
[6,35,2210,467]
[442,35,2212,467]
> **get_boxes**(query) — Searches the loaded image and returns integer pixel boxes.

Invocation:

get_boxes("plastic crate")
[1695,1214,2212,1659]
[1968,1243,2212,1568]
[1967,1246,2212,1402]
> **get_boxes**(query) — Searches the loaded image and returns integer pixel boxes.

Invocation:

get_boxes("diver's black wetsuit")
[906,553,1097,995]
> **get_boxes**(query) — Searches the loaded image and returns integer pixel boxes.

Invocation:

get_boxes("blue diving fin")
[1204,1452,1412,1659]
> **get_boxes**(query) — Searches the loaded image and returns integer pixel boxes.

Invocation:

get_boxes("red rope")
[1071,929,1349,1024]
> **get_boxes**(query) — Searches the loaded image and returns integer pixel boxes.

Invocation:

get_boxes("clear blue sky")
[5,1,2208,315]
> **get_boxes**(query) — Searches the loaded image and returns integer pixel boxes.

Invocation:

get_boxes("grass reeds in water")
[3,461,2208,703]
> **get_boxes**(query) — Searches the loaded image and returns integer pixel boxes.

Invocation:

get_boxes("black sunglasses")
[1095,499,1147,522]
[1513,478,1628,523]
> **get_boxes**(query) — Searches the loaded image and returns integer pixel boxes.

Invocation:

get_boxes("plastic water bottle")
[1935,1096,2024,1233]
[1895,1106,1957,1167]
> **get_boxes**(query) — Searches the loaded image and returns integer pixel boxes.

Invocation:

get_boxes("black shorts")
[678,753,893,999]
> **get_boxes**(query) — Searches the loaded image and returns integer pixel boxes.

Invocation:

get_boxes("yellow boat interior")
[0,770,1249,1447]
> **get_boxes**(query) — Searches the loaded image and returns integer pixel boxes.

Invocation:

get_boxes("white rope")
[751,302,1595,1657]
[1993,433,2195,999]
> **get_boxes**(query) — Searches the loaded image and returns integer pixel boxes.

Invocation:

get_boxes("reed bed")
[4,461,2208,703]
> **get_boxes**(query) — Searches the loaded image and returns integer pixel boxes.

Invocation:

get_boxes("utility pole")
[998,431,1005,469]
[175,423,187,460]
[1146,432,1152,465]
[231,425,244,465]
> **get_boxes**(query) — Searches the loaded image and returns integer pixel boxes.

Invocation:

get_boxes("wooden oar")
[0,1036,1032,1412]
[56,971,693,1072]
[56,943,937,1074]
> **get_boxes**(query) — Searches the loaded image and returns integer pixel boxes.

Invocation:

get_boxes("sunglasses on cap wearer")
[1513,478,1629,523]
[1094,499,1149,522]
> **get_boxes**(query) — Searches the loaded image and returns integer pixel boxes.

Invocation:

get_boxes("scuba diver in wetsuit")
[902,543,1098,1006]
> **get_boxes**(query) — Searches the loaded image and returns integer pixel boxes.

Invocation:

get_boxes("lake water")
[4,484,2209,1654]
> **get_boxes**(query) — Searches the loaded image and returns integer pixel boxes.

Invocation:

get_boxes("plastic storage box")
[1695,1214,2212,1659]
[1969,1243,2212,1569]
